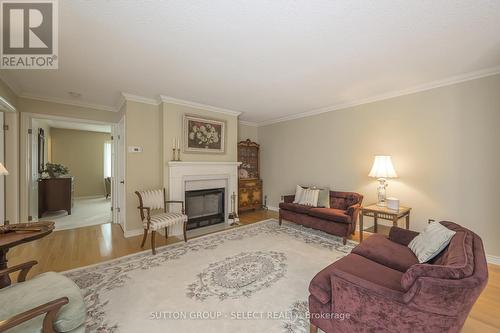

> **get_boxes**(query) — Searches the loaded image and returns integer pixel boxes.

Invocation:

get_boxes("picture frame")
[183,114,226,154]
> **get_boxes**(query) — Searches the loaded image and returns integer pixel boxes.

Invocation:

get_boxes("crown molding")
[121,92,160,106]
[160,94,242,117]
[258,65,500,127]
[19,93,117,112]
[239,120,259,127]
[0,96,16,112]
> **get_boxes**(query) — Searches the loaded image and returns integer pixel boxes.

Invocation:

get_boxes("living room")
[0,1,499,332]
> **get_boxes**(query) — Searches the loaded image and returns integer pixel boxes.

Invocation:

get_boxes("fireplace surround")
[167,161,241,227]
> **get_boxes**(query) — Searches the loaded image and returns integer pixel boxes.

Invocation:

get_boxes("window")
[103,141,112,178]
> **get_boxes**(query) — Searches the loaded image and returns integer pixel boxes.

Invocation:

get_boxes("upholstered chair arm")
[0,297,69,333]
[330,268,406,305]
[346,203,361,219]
[165,200,185,214]
[389,227,419,246]
[0,260,37,284]
[283,195,295,203]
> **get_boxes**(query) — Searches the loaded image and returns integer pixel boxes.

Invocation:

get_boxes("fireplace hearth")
[185,188,225,230]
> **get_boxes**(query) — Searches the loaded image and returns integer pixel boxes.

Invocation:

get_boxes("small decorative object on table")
[368,155,398,206]
[359,204,411,241]
[41,162,70,178]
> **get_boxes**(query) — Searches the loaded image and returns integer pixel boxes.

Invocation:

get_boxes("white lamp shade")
[0,163,8,176]
[368,155,397,178]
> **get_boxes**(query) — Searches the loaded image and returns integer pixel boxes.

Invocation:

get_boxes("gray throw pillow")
[408,222,456,263]
[312,186,330,208]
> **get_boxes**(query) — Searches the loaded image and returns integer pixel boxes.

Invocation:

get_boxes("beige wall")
[259,74,500,257]
[239,123,259,142]
[51,128,111,197]
[125,101,163,231]
[162,102,238,192]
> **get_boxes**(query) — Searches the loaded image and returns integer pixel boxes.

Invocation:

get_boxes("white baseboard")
[74,195,106,200]
[124,228,144,238]
[487,255,500,265]
[267,206,279,212]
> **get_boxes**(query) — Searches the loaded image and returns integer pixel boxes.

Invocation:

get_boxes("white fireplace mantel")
[167,161,241,224]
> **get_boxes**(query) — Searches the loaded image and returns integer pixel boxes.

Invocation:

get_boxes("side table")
[359,204,411,242]
[0,221,54,288]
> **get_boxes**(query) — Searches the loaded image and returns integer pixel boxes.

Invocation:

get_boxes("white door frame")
[112,115,126,228]
[19,113,125,226]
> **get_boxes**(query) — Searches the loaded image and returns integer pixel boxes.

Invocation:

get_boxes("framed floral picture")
[183,115,226,153]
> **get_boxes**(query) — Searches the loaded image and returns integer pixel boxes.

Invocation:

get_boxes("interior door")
[113,116,126,228]
[0,112,4,224]
[29,120,39,221]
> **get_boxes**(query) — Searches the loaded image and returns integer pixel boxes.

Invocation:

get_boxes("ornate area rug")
[64,219,356,332]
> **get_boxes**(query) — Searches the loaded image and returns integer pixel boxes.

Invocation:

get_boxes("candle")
[176,138,180,149]
[172,138,175,149]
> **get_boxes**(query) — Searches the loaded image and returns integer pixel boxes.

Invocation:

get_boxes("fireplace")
[185,188,225,230]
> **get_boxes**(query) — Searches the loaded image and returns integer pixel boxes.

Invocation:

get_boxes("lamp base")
[376,178,388,207]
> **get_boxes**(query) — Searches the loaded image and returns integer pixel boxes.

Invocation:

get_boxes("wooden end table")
[359,204,411,242]
[0,221,54,288]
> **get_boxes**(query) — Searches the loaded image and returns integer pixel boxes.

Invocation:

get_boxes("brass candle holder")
[172,148,181,161]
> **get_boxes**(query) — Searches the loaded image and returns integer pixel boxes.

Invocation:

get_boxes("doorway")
[22,114,124,231]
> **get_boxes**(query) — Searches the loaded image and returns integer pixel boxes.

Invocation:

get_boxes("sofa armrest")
[389,227,419,246]
[283,195,295,203]
[346,203,361,220]
[330,268,405,303]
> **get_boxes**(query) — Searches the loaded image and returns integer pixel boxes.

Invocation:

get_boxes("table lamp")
[0,163,8,176]
[368,155,397,207]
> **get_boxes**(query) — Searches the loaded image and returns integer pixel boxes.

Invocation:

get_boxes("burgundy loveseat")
[308,222,488,333]
[279,191,363,244]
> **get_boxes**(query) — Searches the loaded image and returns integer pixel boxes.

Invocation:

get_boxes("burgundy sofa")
[308,221,488,333]
[279,191,363,244]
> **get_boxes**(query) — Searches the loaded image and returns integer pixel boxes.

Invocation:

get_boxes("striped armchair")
[135,189,188,254]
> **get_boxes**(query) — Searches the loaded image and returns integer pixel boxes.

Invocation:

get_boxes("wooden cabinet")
[238,139,263,212]
[38,177,74,218]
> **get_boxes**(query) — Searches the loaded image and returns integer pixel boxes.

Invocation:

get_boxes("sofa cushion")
[0,272,86,333]
[279,202,314,214]
[401,223,475,290]
[309,253,405,304]
[308,208,351,224]
[352,234,418,272]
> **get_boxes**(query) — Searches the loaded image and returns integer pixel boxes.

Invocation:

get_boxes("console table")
[0,221,54,288]
[359,204,411,242]
[38,177,74,218]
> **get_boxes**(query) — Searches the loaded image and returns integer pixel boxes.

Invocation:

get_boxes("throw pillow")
[298,188,320,206]
[293,185,305,204]
[408,222,456,263]
[313,186,330,208]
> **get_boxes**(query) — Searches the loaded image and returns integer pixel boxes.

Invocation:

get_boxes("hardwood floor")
[6,210,500,332]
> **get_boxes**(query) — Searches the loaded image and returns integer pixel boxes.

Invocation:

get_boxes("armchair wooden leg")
[183,222,187,242]
[310,323,318,333]
[151,231,157,255]
[342,237,347,245]
[279,215,282,226]
[140,229,148,248]
[164,227,168,240]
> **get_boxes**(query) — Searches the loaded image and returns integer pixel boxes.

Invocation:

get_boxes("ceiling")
[33,118,112,134]
[1,0,500,124]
